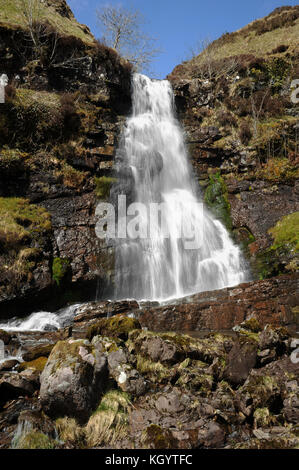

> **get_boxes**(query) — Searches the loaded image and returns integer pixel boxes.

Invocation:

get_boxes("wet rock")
[40,339,108,423]
[107,348,147,396]
[0,360,19,372]
[138,275,298,332]
[86,314,141,342]
[139,336,183,365]
[0,330,11,345]
[0,372,36,406]
[22,343,56,362]
[258,325,289,351]
[197,421,226,448]
[223,338,258,386]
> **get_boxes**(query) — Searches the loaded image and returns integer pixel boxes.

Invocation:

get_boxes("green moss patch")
[18,356,48,373]
[269,212,299,252]
[204,172,232,230]
[87,315,141,341]
[94,176,117,200]
[14,431,57,449]
[52,257,70,286]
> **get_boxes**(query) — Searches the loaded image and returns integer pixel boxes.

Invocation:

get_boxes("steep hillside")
[0,0,132,318]
[168,6,299,281]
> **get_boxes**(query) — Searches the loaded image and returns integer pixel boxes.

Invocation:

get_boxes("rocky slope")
[0,302,298,449]
[0,0,132,318]
[168,5,299,281]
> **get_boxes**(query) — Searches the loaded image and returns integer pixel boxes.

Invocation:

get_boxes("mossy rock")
[94,176,117,200]
[18,356,48,373]
[135,354,170,384]
[141,424,176,449]
[204,172,232,230]
[268,212,299,253]
[86,315,141,341]
[241,317,262,333]
[14,431,58,449]
[22,344,55,362]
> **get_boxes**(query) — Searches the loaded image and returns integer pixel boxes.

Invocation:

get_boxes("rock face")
[0,0,132,318]
[40,339,108,423]
[138,274,299,332]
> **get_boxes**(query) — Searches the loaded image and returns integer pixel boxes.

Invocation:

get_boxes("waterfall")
[114,73,247,301]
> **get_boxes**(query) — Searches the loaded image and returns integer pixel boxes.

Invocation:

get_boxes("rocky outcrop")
[138,275,298,332]
[40,338,108,423]
[0,1,132,318]
[0,299,298,449]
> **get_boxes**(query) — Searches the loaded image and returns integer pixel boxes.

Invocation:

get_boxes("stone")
[40,339,108,423]
[107,348,147,396]
[223,338,258,386]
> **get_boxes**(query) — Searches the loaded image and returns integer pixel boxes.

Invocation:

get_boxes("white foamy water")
[115,73,248,301]
[0,304,81,332]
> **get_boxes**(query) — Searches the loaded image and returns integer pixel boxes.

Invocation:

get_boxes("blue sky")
[68,0,299,78]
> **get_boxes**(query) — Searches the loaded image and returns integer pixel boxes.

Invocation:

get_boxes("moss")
[46,339,93,375]
[255,158,298,183]
[268,212,299,252]
[253,407,271,428]
[15,431,57,449]
[55,161,87,190]
[0,197,52,247]
[52,257,70,286]
[204,171,232,230]
[242,317,262,333]
[94,176,117,200]
[136,354,170,383]
[176,370,213,395]
[0,0,94,45]
[18,356,48,373]
[141,424,176,449]
[86,315,141,341]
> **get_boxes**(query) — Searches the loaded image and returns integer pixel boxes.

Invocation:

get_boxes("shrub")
[52,257,70,286]
[4,84,16,102]
[59,93,81,135]
[216,110,237,127]
[271,45,289,54]
[239,122,252,145]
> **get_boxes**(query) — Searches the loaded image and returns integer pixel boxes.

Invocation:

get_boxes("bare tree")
[96,4,161,72]
[250,87,271,138]
[186,37,239,80]
[20,0,58,64]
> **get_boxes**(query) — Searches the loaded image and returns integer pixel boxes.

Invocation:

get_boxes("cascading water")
[114,73,248,301]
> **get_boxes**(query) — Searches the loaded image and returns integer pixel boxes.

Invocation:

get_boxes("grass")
[194,12,298,65]
[15,88,60,109]
[268,212,299,252]
[0,197,51,247]
[56,389,131,448]
[0,0,94,44]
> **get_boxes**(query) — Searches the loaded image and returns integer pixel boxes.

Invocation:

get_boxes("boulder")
[223,338,258,386]
[40,339,108,423]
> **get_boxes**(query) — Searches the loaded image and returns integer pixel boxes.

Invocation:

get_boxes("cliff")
[0,0,132,318]
[168,6,299,281]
